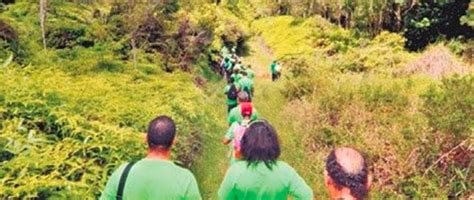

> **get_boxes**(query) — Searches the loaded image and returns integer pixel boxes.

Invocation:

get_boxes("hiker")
[227,92,258,125]
[325,147,372,200]
[230,67,242,83]
[218,120,313,200]
[224,77,239,113]
[245,65,255,80]
[270,60,280,81]
[238,70,254,100]
[224,57,234,80]
[234,60,244,71]
[222,102,253,163]
[100,116,201,200]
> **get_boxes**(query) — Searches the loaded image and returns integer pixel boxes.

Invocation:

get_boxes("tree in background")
[39,0,47,49]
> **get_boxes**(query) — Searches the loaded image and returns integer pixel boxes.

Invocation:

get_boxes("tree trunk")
[131,34,137,68]
[39,0,47,49]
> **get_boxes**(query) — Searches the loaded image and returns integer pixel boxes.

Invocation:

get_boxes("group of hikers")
[100,46,372,200]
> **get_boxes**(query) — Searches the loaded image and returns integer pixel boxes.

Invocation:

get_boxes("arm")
[223,123,236,145]
[288,167,313,200]
[99,164,127,200]
[185,173,202,200]
[218,168,236,200]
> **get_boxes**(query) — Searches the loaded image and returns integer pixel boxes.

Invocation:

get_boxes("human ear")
[324,170,331,187]
[366,173,373,190]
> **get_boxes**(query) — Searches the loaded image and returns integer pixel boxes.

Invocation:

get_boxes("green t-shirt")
[227,105,259,125]
[270,62,277,73]
[231,73,242,83]
[224,84,238,106]
[238,77,253,96]
[100,159,201,200]
[218,161,313,200]
[246,69,256,80]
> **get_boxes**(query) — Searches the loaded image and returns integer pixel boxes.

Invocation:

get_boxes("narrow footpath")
[192,36,311,199]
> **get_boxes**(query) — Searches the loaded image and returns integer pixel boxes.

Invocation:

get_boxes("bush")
[0,67,219,198]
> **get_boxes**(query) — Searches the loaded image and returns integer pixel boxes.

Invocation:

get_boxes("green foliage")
[0,66,219,198]
[257,13,472,199]
[422,75,473,138]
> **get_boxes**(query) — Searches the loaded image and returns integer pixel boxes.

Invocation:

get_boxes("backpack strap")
[117,161,136,200]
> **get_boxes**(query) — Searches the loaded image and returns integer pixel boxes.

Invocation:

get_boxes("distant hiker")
[220,46,230,58]
[238,71,254,100]
[218,120,313,200]
[270,60,280,81]
[100,116,201,200]
[245,65,255,80]
[227,92,258,125]
[224,77,239,113]
[222,102,253,162]
[230,67,242,83]
[224,57,233,79]
[325,147,371,200]
[234,60,244,71]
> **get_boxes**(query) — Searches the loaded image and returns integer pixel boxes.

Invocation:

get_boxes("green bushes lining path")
[0,67,219,198]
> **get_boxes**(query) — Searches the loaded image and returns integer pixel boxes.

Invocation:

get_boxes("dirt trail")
[192,36,307,199]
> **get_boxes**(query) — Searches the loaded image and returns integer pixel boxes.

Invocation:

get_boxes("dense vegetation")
[252,15,472,198]
[0,0,472,199]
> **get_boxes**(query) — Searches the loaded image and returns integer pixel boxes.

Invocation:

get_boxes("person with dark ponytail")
[325,147,372,200]
[218,120,313,200]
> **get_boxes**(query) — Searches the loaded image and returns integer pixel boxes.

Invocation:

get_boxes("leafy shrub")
[46,26,94,49]
[0,66,219,198]
[422,75,473,139]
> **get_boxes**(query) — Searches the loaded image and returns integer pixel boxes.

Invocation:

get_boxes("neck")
[146,149,171,160]
[331,188,357,200]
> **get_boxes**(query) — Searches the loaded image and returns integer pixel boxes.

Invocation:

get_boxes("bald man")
[324,147,372,200]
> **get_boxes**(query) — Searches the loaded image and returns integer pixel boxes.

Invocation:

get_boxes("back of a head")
[147,116,176,150]
[326,147,369,200]
[238,91,250,103]
[241,120,281,169]
[241,71,248,76]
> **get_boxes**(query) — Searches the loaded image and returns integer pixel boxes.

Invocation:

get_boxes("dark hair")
[228,77,235,84]
[147,116,176,150]
[241,121,281,169]
[326,149,369,200]
[241,71,248,76]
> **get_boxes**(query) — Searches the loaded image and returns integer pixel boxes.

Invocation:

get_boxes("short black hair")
[147,116,176,150]
[326,149,369,200]
[241,120,281,169]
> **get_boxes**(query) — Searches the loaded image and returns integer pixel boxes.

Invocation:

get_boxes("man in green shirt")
[100,116,201,200]
[230,68,242,83]
[224,77,239,113]
[223,102,253,163]
[218,121,313,200]
[270,60,279,81]
[227,92,259,125]
[245,65,256,80]
[238,71,254,100]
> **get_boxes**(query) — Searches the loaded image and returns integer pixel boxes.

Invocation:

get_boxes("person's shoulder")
[229,106,240,114]
[170,162,196,178]
[228,160,247,172]
[274,161,295,171]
